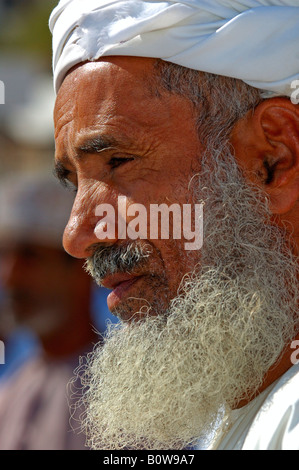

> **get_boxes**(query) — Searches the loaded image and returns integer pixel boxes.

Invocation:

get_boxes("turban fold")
[49,0,299,97]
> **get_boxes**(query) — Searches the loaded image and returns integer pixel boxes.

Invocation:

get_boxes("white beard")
[73,145,299,450]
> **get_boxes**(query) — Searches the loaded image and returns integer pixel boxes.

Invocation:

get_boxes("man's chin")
[109,297,166,323]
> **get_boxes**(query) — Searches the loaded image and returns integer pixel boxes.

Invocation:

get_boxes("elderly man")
[49,0,299,450]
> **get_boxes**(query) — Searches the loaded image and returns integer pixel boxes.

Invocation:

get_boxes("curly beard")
[72,145,299,450]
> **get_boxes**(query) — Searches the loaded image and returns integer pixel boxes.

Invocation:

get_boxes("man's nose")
[63,183,119,259]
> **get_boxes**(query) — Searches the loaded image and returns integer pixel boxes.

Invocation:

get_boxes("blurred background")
[0,0,118,449]
[0,0,56,174]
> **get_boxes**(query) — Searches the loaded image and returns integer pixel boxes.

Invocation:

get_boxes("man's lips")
[100,273,139,290]
[101,273,143,311]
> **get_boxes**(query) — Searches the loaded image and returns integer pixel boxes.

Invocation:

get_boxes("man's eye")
[54,166,78,193]
[59,175,78,194]
[108,156,134,169]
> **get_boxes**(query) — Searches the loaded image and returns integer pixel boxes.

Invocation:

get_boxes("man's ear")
[230,97,299,215]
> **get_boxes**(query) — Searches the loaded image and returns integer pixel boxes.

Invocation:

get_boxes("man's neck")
[236,330,299,409]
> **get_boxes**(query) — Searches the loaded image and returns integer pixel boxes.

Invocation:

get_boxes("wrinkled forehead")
[53,56,189,148]
[54,56,158,123]
[54,57,162,136]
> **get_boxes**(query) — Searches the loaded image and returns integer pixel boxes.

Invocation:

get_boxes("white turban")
[49,0,299,97]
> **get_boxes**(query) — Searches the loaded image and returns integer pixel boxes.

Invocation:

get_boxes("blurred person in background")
[0,279,38,382]
[0,172,98,450]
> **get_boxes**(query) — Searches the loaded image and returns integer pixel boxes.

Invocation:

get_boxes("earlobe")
[231,97,299,215]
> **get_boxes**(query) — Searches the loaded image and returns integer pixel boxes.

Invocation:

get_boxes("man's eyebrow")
[76,135,119,155]
[53,134,132,185]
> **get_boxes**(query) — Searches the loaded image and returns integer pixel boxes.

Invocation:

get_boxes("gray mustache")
[85,242,152,283]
